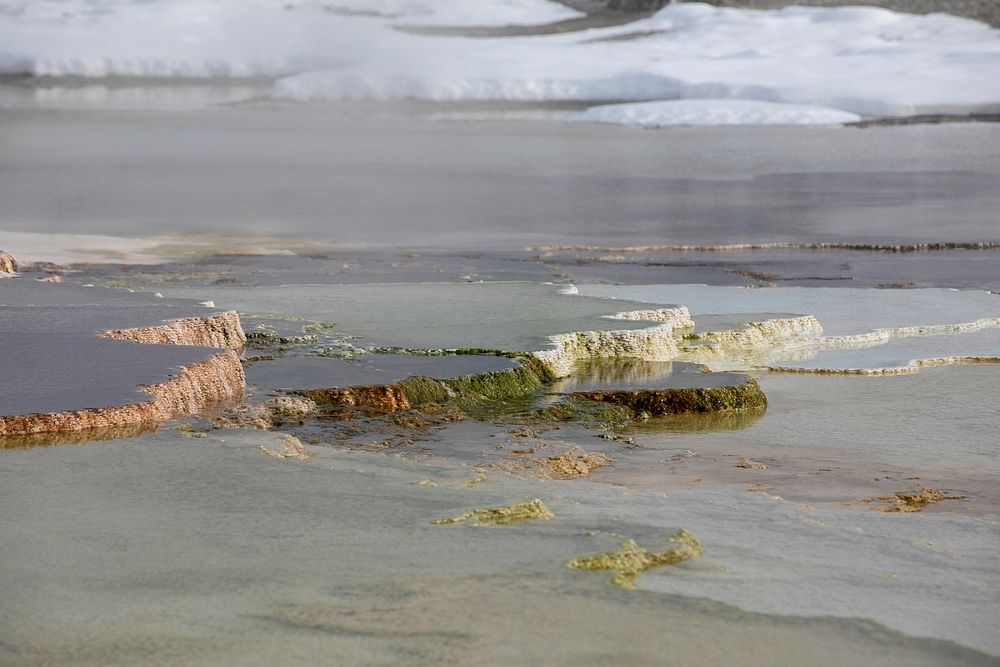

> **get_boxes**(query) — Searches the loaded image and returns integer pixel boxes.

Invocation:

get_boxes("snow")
[0,0,580,77]
[273,4,1000,118]
[578,99,862,127]
[1,1,999,121]
[0,0,364,78]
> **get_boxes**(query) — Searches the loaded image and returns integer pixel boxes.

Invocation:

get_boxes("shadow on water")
[0,422,160,450]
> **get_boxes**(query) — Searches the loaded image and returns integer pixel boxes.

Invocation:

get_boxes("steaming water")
[31,276,986,660]
[2,3,1000,662]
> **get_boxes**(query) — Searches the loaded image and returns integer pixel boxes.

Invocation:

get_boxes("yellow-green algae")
[503,397,634,429]
[430,499,554,526]
[862,487,966,513]
[567,529,702,589]
[300,360,549,414]
[443,366,546,406]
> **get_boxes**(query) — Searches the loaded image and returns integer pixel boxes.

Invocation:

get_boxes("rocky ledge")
[104,310,246,350]
[295,362,549,414]
[572,376,767,417]
[0,250,17,274]
[0,350,244,437]
[0,279,247,441]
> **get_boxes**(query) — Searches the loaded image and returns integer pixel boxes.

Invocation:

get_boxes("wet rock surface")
[0,349,243,437]
[551,360,768,417]
[105,310,245,349]
[494,444,614,480]
[0,250,17,273]
[574,376,767,416]
[246,354,520,393]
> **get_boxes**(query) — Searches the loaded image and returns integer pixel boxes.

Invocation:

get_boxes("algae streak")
[299,361,548,414]
[862,487,967,513]
[567,529,702,589]
[431,499,555,526]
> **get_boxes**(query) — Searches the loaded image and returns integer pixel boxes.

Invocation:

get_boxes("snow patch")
[577,99,862,127]
[1,2,999,119]
[272,4,1000,117]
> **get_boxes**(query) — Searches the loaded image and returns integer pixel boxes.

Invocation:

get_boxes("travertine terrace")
[104,310,246,349]
[0,350,244,437]
[0,278,246,440]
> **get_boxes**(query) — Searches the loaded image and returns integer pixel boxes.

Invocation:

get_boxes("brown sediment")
[496,444,613,480]
[299,385,413,412]
[104,310,246,350]
[862,487,966,513]
[573,376,767,416]
[566,529,702,589]
[0,250,18,273]
[431,499,555,526]
[214,396,318,429]
[0,350,244,437]
[736,457,768,470]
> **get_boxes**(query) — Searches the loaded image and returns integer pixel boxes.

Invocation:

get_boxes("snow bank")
[578,99,862,127]
[274,4,1000,117]
[0,0,360,78]
[0,0,579,78]
[2,1,999,120]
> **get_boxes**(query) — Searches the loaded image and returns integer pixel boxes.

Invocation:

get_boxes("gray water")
[1,427,997,666]
[0,281,231,415]
[1,106,999,252]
